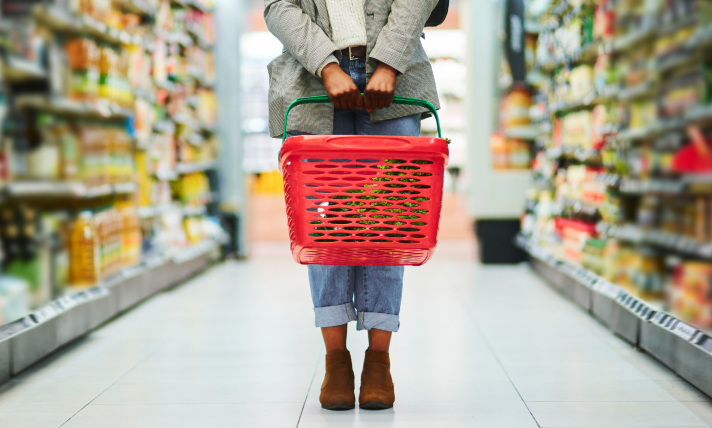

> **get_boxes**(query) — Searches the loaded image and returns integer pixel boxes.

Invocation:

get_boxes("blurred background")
[0,0,712,402]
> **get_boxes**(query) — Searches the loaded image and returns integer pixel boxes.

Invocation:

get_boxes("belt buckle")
[349,46,357,61]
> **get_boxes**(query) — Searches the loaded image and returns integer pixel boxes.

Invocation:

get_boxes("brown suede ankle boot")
[359,349,395,410]
[320,350,355,410]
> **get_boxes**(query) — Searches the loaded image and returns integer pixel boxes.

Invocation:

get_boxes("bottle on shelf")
[69,212,100,287]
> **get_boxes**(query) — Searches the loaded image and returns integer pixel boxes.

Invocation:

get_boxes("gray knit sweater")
[317,0,367,77]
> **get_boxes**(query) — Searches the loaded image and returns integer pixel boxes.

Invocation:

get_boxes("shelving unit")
[515,0,712,393]
[0,0,222,383]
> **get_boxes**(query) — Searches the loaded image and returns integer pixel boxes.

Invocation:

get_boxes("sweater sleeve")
[316,54,339,78]
[369,0,439,74]
[264,0,340,77]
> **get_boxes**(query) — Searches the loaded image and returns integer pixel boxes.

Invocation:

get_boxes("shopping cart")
[279,95,449,266]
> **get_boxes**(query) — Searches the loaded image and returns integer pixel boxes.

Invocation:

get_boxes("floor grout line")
[296,355,320,428]
[449,279,542,428]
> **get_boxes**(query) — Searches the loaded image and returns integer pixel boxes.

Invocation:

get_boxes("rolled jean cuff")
[314,302,356,328]
[356,311,400,332]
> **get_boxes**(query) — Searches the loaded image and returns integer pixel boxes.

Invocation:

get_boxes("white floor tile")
[527,401,709,427]
[94,380,309,404]
[62,403,303,428]
[503,360,654,382]
[116,363,316,385]
[392,379,522,402]
[0,405,78,428]
[516,379,704,402]
[298,401,539,428]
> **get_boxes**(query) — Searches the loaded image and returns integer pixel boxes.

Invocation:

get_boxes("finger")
[347,94,355,110]
[384,94,393,109]
[355,93,364,109]
[340,96,349,110]
[363,92,372,112]
[377,93,386,110]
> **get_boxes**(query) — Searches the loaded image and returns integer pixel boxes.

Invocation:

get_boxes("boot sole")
[359,402,393,410]
[321,404,355,411]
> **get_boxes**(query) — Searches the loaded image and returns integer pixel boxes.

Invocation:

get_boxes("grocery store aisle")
[0,242,711,427]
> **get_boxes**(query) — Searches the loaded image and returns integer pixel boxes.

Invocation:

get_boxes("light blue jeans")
[290,55,421,332]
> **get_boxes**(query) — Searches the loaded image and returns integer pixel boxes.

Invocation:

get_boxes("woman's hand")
[364,62,396,112]
[322,63,363,110]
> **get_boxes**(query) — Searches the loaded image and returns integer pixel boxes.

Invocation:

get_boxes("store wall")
[215,0,248,256]
[464,0,532,219]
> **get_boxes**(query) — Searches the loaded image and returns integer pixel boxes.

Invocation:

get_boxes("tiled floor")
[0,241,710,427]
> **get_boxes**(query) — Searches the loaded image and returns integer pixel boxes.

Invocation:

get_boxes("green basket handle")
[282,94,441,143]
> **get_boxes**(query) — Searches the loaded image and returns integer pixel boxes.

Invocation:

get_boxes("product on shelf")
[174,171,210,205]
[500,86,532,128]
[70,211,100,286]
[251,170,284,196]
[121,207,142,266]
[672,261,712,329]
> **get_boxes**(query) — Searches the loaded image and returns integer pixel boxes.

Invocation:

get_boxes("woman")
[264,0,440,411]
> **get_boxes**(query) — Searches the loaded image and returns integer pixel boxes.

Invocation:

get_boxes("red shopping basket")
[279,95,449,266]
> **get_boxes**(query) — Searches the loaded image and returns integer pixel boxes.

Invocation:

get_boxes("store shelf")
[618,177,686,195]
[137,204,174,219]
[525,70,547,86]
[137,203,207,218]
[113,0,156,18]
[615,124,661,142]
[549,92,613,115]
[598,222,712,260]
[541,40,602,73]
[156,30,193,48]
[687,25,712,50]
[113,182,138,194]
[612,25,657,52]
[33,5,140,47]
[546,146,600,163]
[0,239,220,381]
[154,161,216,181]
[175,161,217,174]
[618,81,657,102]
[525,21,546,34]
[169,0,213,12]
[3,181,136,199]
[186,24,214,50]
[516,233,712,398]
[183,205,207,216]
[656,50,697,75]
[503,124,549,140]
[616,174,712,196]
[16,96,134,120]
[188,0,214,13]
[0,56,47,82]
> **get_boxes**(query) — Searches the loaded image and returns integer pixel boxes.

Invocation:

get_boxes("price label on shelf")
[699,244,712,258]
[596,281,622,299]
[671,320,698,342]
[32,304,60,324]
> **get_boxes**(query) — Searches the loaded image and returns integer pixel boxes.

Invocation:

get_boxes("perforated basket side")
[296,247,433,266]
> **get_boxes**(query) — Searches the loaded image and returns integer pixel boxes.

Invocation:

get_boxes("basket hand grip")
[282,95,441,142]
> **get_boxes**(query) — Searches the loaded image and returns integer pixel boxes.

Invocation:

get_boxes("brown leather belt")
[341,46,367,58]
